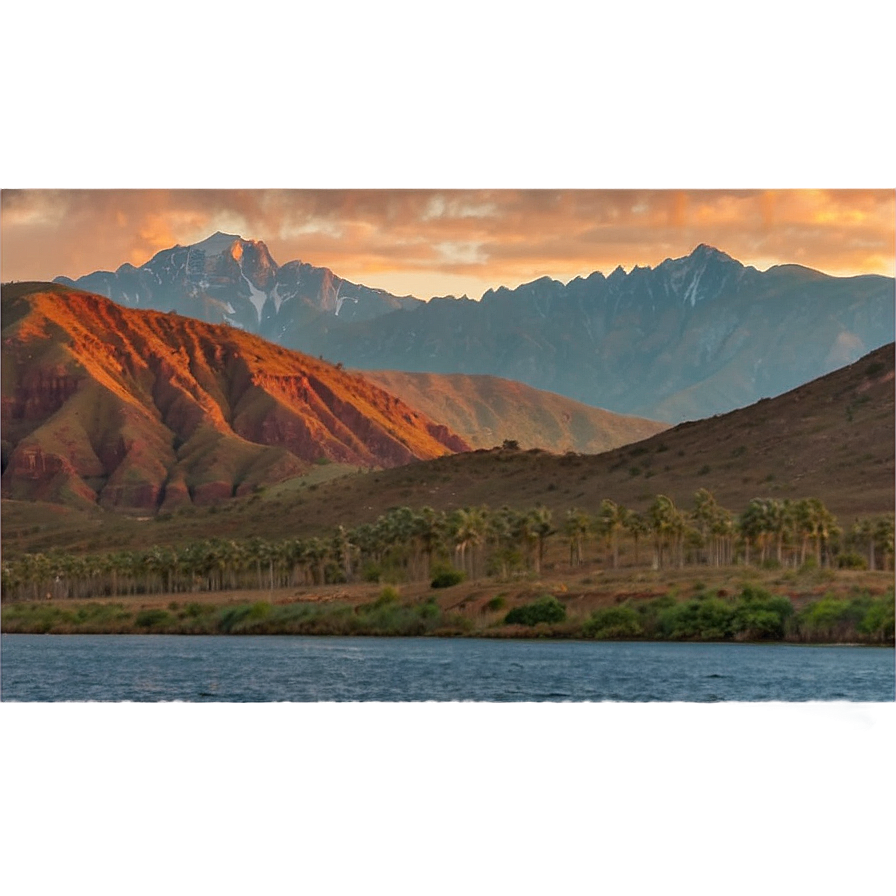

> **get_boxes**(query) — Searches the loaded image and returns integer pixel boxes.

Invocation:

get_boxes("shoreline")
[2,631,893,648]
[3,573,893,645]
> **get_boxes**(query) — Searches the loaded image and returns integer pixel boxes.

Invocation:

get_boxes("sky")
[2,188,893,300]
[4,5,893,301]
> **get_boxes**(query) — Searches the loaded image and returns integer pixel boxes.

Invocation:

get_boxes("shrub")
[583,604,643,639]
[485,595,507,612]
[837,552,867,570]
[215,604,261,633]
[362,562,382,583]
[431,566,465,588]
[650,594,677,610]
[731,586,793,640]
[858,597,895,641]
[135,608,171,629]
[796,597,865,641]
[504,595,566,626]
[658,598,734,640]
[373,586,401,607]
[249,601,271,619]
[356,594,443,635]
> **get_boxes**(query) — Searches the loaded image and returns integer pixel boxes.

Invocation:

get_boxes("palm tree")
[853,518,877,570]
[792,499,816,566]
[563,508,591,567]
[414,507,446,581]
[649,496,682,569]
[488,506,522,579]
[450,507,489,579]
[597,499,624,569]
[875,517,895,571]
[528,505,554,576]
[621,508,650,567]
[304,537,330,585]
[691,488,715,565]
[245,537,269,591]
[331,526,355,582]
[807,498,838,566]
[740,499,772,566]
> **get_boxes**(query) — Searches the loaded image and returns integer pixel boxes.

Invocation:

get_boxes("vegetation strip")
[3,490,893,645]
[2,585,892,644]
[3,491,892,603]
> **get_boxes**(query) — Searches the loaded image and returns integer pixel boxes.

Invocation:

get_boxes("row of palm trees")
[2,491,893,602]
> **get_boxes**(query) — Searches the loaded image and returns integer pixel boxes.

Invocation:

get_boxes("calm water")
[1,634,893,702]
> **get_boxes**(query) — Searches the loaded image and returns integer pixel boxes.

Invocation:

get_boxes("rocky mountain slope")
[55,231,421,341]
[58,238,895,423]
[1,283,468,511]
[5,342,891,557]
[317,246,894,421]
[302,342,894,528]
[362,370,668,452]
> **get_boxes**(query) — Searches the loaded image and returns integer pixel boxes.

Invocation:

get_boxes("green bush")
[837,552,867,570]
[216,604,255,633]
[372,586,401,607]
[731,586,793,640]
[362,562,382,583]
[485,595,507,612]
[248,601,271,619]
[356,594,443,635]
[858,597,895,641]
[583,604,644,639]
[135,608,171,629]
[796,597,864,641]
[431,566,465,588]
[658,598,734,640]
[504,595,566,626]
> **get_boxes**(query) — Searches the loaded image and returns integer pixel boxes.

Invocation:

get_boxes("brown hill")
[0,283,469,511]
[208,341,893,529]
[2,344,891,558]
[362,370,668,453]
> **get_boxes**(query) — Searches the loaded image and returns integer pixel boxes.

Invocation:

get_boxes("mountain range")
[0,283,467,510]
[4,340,892,557]
[56,235,895,422]
[1,283,666,511]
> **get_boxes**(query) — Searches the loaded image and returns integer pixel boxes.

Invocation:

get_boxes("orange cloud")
[1,189,893,298]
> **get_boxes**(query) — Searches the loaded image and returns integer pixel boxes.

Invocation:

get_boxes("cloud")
[1,189,892,298]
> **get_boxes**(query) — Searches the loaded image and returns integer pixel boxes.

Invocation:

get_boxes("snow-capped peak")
[191,231,243,256]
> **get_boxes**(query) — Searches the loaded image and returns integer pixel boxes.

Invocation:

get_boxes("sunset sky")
[2,189,893,301]
[4,7,893,303]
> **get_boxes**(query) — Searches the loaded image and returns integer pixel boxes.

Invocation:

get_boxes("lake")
[1,634,893,701]
[0,635,896,896]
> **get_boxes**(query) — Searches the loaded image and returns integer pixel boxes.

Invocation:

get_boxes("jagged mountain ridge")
[55,231,422,342]
[56,239,895,422]
[1,283,468,511]
[316,245,894,421]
